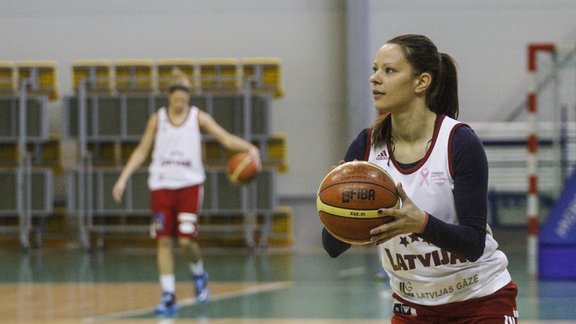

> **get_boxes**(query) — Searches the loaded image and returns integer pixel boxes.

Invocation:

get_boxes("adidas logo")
[393,302,417,316]
[376,150,388,160]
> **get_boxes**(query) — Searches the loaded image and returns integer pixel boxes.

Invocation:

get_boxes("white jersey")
[368,116,511,306]
[148,106,205,190]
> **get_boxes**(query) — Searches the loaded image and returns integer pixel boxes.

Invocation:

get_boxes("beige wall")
[1,0,575,198]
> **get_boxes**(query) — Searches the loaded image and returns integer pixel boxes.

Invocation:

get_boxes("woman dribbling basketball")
[112,69,261,314]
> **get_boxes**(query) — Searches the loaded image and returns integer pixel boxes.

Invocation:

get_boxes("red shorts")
[150,185,203,238]
[391,281,518,324]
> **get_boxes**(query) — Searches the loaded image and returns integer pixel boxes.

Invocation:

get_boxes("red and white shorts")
[150,185,203,238]
[391,281,518,324]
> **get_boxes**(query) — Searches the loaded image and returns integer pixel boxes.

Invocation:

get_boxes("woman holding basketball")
[322,34,518,323]
[112,69,260,314]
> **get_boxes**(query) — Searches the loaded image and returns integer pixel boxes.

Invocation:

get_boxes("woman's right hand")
[331,160,346,170]
[112,180,126,203]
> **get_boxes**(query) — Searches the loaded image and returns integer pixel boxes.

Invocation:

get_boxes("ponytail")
[427,53,459,119]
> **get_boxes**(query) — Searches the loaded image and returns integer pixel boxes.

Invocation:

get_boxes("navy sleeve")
[322,129,370,257]
[344,129,369,162]
[419,125,488,262]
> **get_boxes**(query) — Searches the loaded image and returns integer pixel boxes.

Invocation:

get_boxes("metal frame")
[0,72,53,248]
[66,81,279,249]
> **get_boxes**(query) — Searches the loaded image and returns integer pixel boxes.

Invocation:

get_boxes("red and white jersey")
[368,116,511,306]
[148,106,205,190]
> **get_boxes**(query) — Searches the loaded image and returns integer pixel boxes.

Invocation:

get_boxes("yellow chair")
[0,60,16,96]
[16,60,59,100]
[269,206,294,246]
[266,133,288,172]
[198,58,241,93]
[156,58,197,93]
[72,60,113,94]
[114,59,154,94]
[242,57,284,98]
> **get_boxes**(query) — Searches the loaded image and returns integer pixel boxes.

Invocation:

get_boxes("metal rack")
[64,80,283,249]
[0,69,55,248]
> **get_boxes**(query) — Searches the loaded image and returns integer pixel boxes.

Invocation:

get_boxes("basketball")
[316,161,399,244]
[227,152,260,184]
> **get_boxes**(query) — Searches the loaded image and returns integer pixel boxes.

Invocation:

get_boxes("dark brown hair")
[372,34,459,147]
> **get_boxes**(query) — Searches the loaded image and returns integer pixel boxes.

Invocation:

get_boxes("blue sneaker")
[193,272,210,304]
[154,292,178,315]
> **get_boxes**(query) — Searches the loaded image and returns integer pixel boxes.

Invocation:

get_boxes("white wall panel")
[1,0,575,198]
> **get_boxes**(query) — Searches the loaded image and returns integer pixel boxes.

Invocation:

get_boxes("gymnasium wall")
[368,1,576,124]
[1,0,575,201]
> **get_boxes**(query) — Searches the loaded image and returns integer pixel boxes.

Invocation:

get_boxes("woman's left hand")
[369,182,428,244]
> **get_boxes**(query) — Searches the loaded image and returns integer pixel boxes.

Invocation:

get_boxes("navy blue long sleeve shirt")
[322,125,488,262]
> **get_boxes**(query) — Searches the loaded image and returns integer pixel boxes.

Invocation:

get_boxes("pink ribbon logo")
[420,168,430,186]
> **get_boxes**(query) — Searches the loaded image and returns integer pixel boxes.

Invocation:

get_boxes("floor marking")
[84,281,292,322]
[337,267,366,278]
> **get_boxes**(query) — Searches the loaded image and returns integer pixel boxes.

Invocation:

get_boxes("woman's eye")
[385,67,394,73]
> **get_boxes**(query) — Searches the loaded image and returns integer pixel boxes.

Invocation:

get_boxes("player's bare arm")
[112,113,157,202]
[198,110,261,169]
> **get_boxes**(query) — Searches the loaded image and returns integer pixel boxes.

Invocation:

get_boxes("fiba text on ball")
[341,188,376,203]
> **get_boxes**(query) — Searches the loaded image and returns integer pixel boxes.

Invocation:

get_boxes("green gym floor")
[0,229,575,323]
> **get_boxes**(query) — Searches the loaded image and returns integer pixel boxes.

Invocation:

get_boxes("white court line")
[337,267,366,278]
[83,281,292,323]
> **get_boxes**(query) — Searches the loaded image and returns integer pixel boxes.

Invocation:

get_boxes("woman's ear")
[414,72,432,93]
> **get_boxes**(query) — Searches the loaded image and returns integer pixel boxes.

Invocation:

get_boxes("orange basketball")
[317,161,399,244]
[227,152,260,184]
